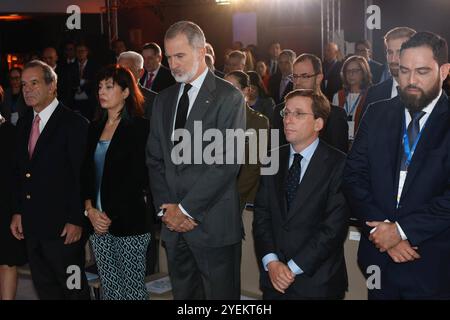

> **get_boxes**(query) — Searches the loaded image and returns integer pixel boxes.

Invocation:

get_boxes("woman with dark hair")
[332,55,372,139]
[246,71,275,123]
[0,113,27,299]
[81,64,150,300]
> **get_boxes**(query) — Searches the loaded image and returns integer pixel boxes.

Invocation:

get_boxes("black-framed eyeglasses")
[288,73,319,81]
[280,108,315,120]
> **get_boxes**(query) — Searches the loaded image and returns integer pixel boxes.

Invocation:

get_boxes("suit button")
[26,195,31,200]
[25,173,31,178]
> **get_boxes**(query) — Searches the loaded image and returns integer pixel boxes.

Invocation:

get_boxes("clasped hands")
[267,261,295,294]
[161,203,198,233]
[367,221,420,263]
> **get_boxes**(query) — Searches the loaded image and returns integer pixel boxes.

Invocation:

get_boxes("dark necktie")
[400,110,426,170]
[174,83,192,131]
[285,153,302,210]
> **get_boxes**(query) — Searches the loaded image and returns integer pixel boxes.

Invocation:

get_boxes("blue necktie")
[400,110,425,170]
[285,153,302,210]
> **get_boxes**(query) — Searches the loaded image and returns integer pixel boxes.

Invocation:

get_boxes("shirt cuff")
[178,204,194,220]
[395,222,408,240]
[287,259,304,275]
[262,253,279,271]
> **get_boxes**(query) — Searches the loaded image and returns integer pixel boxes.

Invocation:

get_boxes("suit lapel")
[284,142,329,224]
[275,146,290,219]
[400,94,449,199]
[30,104,64,161]
[386,98,405,197]
[163,83,182,147]
[184,71,215,134]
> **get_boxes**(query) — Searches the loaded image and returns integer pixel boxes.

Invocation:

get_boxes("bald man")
[42,47,78,109]
[322,42,343,101]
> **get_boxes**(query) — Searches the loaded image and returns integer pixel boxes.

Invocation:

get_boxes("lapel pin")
[205,100,210,104]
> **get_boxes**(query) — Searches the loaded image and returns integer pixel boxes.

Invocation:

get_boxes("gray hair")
[23,60,58,85]
[279,49,297,63]
[118,51,144,69]
[165,20,206,49]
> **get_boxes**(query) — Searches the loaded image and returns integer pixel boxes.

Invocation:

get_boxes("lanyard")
[344,93,361,116]
[403,114,425,169]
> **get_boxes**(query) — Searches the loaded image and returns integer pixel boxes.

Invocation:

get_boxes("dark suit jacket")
[146,70,246,247]
[343,93,450,296]
[81,116,150,237]
[368,59,384,84]
[250,97,275,124]
[360,77,393,121]
[253,142,349,298]
[268,72,294,105]
[139,65,176,93]
[56,63,79,109]
[237,106,270,210]
[322,60,343,101]
[273,102,349,153]
[74,59,99,100]
[139,84,157,120]
[13,103,89,239]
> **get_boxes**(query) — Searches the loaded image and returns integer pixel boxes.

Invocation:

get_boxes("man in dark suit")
[10,60,90,300]
[118,51,157,120]
[139,42,175,93]
[273,53,348,153]
[266,42,281,76]
[253,89,348,299]
[269,49,295,105]
[355,40,384,84]
[343,32,450,299]
[73,43,99,121]
[146,21,245,300]
[322,42,343,101]
[360,27,417,119]
[42,47,78,110]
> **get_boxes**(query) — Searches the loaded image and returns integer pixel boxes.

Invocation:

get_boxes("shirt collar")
[34,98,59,122]
[186,67,208,91]
[289,138,319,161]
[422,89,442,115]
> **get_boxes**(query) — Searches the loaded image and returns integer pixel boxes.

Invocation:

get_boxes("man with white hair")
[118,51,157,120]
[146,20,245,300]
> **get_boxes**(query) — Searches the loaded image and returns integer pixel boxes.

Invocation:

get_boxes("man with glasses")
[269,49,295,104]
[253,89,349,300]
[273,53,348,153]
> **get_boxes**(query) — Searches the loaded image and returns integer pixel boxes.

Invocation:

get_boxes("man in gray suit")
[146,21,246,300]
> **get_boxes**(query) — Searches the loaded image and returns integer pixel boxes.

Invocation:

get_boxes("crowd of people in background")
[1,20,450,301]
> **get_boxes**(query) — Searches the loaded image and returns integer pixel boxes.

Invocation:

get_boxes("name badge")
[348,121,355,140]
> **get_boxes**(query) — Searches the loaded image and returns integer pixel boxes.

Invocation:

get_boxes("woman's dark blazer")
[81,115,150,237]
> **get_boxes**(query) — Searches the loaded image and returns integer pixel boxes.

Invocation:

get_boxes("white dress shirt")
[33,98,59,133]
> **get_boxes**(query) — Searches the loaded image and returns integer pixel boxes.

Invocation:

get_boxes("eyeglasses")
[345,68,363,75]
[280,109,315,120]
[288,73,319,81]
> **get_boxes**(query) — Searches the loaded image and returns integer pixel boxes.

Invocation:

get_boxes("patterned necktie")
[28,114,41,159]
[145,72,154,89]
[285,153,302,210]
[400,110,426,170]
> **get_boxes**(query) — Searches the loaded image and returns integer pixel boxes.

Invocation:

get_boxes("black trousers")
[165,235,241,300]
[26,236,90,300]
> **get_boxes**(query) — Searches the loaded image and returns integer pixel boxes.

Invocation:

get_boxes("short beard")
[399,78,442,113]
[171,55,200,83]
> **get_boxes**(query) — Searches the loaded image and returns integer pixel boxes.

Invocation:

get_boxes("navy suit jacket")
[360,78,393,121]
[343,93,450,296]
[14,104,89,239]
